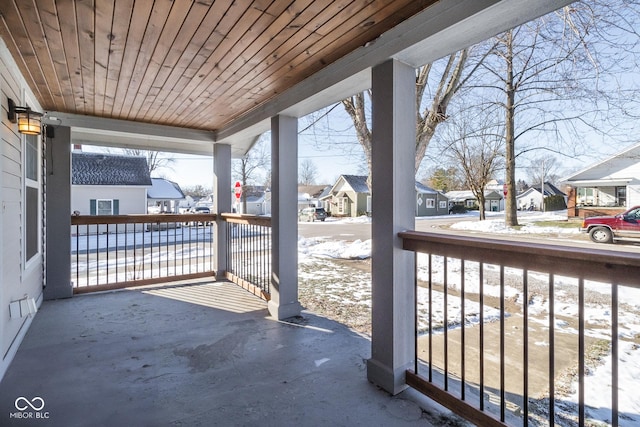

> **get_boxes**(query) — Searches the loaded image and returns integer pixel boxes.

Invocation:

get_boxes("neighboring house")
[71,152,152,234]
[562,142,640,218]
[515,182,566,211]
[147,178,186,213]
[72,151,152,216]
[446,190,504,212]
[298,184,330,210]
[415,182,449,216]
[321,175,448,217]
[321,175,371,217]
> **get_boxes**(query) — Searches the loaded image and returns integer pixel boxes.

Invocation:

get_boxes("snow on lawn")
[558,341,640,426]
[298,236,371,260]
[450,210,580,235]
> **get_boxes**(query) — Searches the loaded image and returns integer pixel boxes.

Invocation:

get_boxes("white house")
[562,142,640,217]
[515,182,566,211]
[71,151,152,216]
[147,178,186,213]
[445,189,504,212]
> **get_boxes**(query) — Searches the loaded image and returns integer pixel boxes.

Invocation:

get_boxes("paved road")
[298,215,640,254]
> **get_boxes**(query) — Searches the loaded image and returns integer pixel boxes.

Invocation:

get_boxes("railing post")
[367,59,416,394]
[214,143,231,277]
[268,115,302,320]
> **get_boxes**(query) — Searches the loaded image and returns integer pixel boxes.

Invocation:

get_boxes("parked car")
[580,206,640,243]
[299,207,327,222]
[185,206,213,226]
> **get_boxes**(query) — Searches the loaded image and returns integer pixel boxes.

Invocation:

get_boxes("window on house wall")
[426,199,435,208]
[439,201,447,209]
[90,199,119,215]
[25,134,40,263]
[616,187,627,207]
[577,187,594,206]
[337,197,349,215]
[366,196,372,213]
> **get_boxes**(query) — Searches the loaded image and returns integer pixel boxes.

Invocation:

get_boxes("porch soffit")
[0,0,570,157]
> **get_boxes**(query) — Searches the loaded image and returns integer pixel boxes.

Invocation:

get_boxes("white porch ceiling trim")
[43,113,215,156]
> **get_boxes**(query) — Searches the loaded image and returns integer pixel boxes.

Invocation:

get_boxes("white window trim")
[97,199,114,216]
[23,129,41,269]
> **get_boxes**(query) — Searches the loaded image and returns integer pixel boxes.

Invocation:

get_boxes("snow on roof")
[147,178,185,200]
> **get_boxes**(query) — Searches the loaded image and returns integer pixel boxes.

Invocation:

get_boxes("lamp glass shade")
[17,111,42,135]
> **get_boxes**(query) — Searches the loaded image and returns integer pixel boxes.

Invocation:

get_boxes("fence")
[222,213,272,300]
[71,213,216,293]
[399,231,640,427]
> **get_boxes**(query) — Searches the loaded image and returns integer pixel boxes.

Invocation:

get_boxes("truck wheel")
[589,227,613,243]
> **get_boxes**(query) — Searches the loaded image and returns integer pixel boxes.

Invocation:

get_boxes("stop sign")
[234,181,242,200]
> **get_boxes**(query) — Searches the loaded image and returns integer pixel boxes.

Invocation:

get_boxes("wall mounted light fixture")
[7,97,43,135]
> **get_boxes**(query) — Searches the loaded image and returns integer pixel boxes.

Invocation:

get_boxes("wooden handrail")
[71,213,216,225]
[220,213,271,227]
[399,230,640,287]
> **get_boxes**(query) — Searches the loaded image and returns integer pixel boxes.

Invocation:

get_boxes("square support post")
[268,115,302,320]
[367,59,416,394]
[214,143,231,278]
[45,126,73,300]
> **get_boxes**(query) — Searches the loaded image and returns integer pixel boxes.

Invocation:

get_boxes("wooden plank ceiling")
[0,0,437,133]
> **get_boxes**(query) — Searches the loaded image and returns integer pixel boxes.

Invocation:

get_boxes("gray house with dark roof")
[321,175,448,217]
[71,152,152,217]
[320,175,371,217]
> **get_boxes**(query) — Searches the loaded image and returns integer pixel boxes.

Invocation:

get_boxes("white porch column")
[268,115,302,320]
[214,143,231,277]
[367,59,416,394]
[45,126,73,300]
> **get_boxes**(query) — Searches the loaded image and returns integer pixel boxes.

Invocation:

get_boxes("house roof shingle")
[72,152,152,186]
[341,175,370,194]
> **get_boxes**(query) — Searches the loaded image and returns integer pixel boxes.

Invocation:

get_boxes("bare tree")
[476,3,640,225]
[442,117,504,220]
[298,158,318,185]
[232,136,270,213]
[342,49,479,186]
[112,148,175,175]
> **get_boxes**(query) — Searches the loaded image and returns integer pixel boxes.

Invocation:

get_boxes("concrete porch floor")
[0,280,461,426]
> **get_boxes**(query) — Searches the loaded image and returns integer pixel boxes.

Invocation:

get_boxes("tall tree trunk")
[504,30,518,227]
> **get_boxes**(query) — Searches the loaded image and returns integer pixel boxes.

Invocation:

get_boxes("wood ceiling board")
[126,2,195,120]
[76,0,95,114]
[102,0,134,117]
[119,0,175,120]
[93,0,115,114]
[152,0,270,126]
[0,2,50,106]
[143,0,234,124]
[109,0,153,118]
[135,2,226,120]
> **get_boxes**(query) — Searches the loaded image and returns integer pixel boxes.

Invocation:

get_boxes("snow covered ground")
[298,212,640,426]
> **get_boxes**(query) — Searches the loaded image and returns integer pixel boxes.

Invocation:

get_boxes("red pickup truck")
[580,206,640,243]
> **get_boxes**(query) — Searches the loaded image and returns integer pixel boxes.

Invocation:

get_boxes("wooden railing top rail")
[220,213,271,227]
[399,230,640,288]
[71,213,217,225]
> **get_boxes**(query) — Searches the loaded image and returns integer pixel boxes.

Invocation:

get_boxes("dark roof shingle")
[72,152,152,186]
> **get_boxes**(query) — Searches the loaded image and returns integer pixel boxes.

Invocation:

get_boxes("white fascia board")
[217,0,572,150]
[44,112,216,156]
